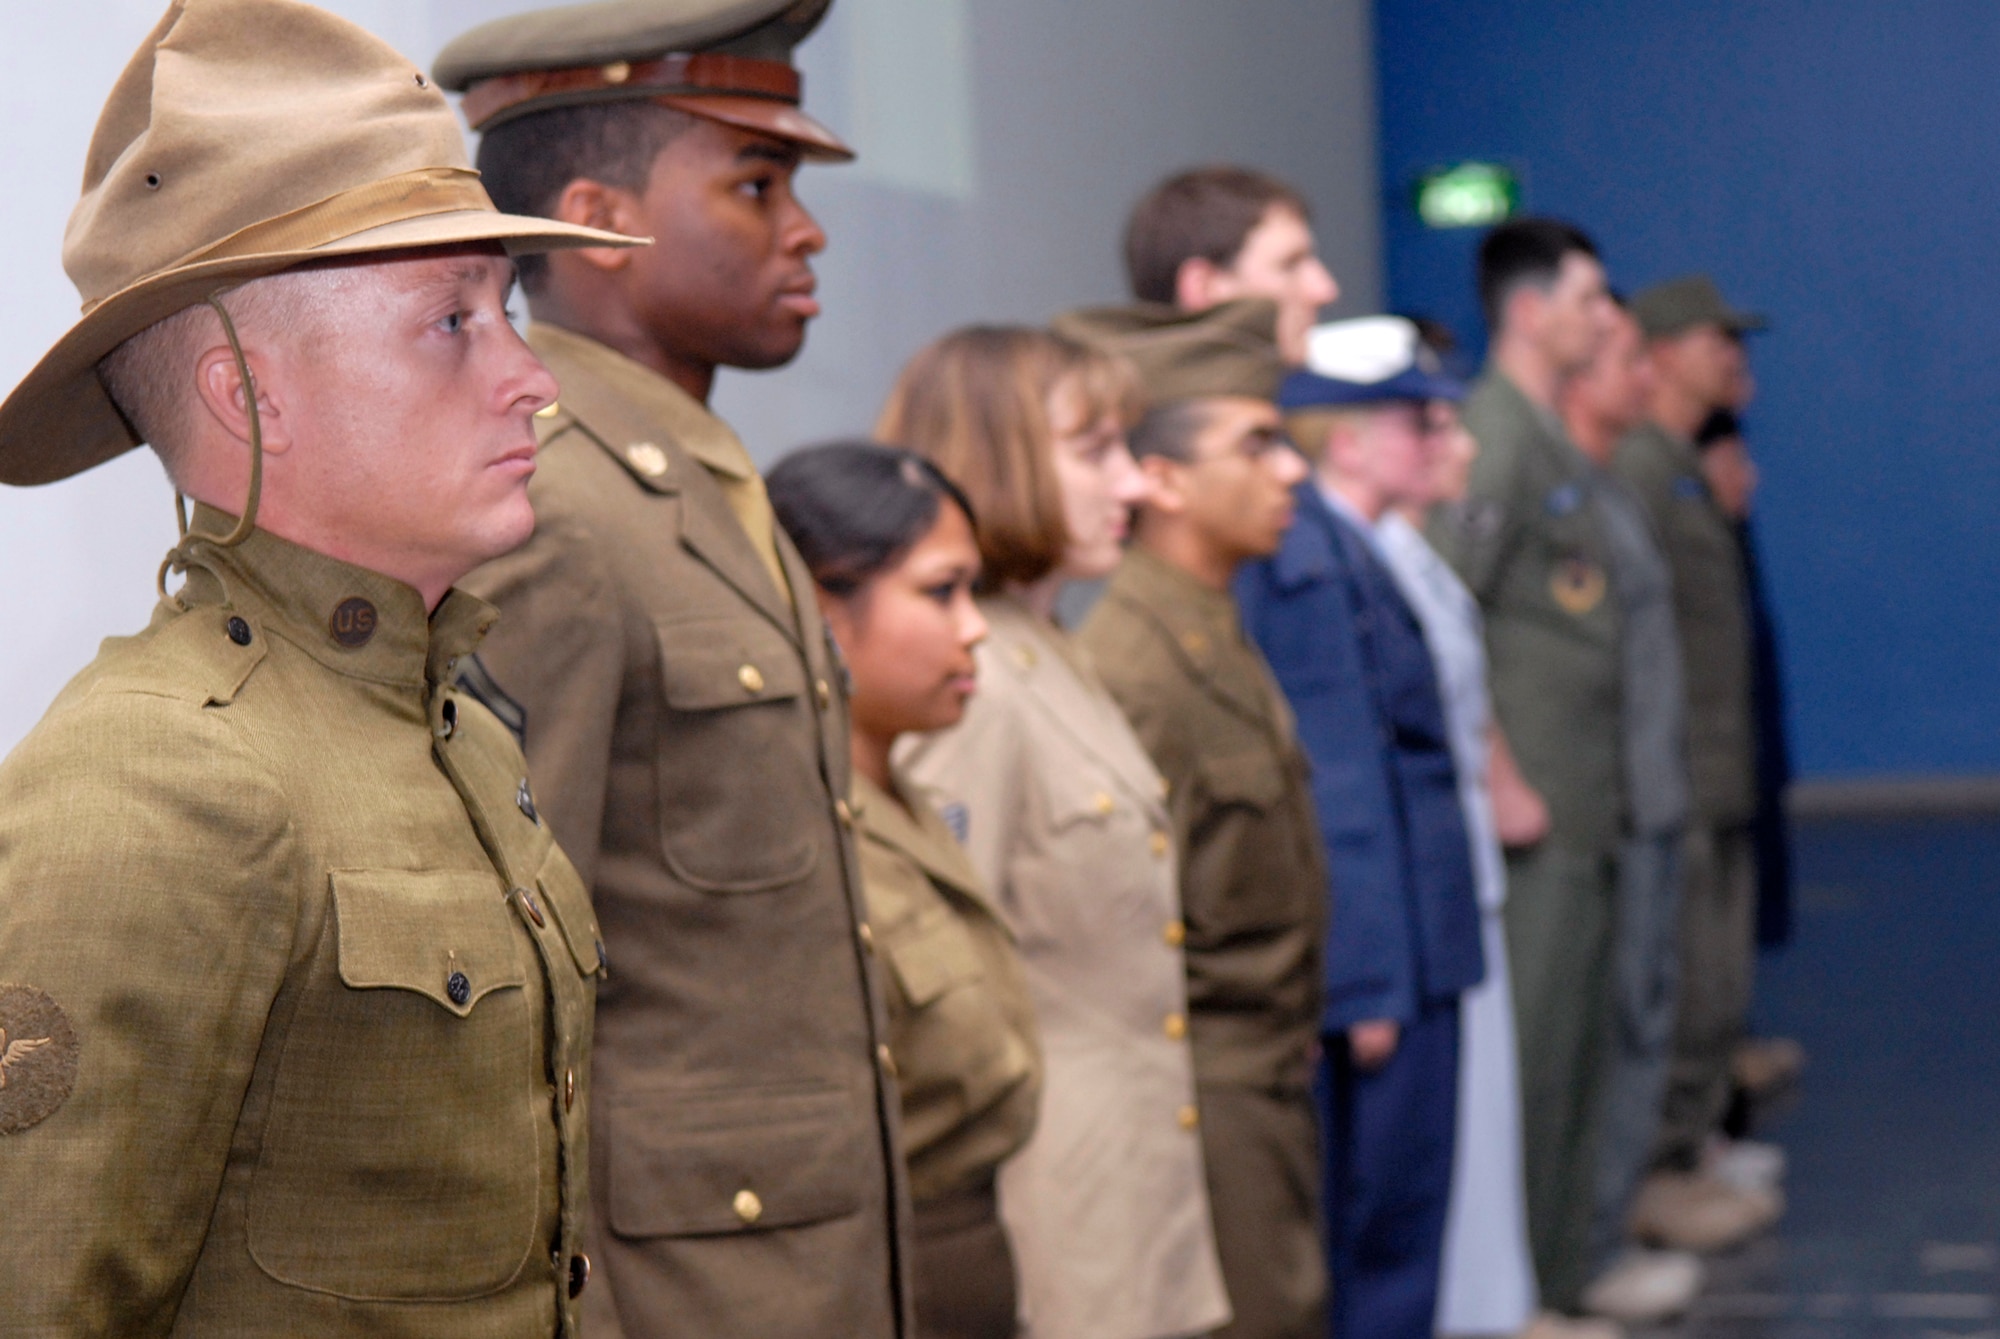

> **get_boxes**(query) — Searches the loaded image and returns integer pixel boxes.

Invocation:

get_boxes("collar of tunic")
[852,768,1000,919]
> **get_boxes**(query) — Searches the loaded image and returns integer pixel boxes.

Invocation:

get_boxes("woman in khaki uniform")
[769,442,1042,1339]
[883,329,1233,1339]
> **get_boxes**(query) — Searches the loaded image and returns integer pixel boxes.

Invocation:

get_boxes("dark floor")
[1641,816,2000,1338]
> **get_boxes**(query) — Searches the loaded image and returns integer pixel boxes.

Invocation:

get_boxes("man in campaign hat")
[431,4,907,1336]
[0,0,638,1332]
[1061,299,1332,1339]
[1237,316,1487,1339]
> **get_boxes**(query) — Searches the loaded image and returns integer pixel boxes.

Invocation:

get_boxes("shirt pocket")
[247,869,540,1301]
[653,617,821,893]
[605,1080,867,1238]
[884,904,987,1009]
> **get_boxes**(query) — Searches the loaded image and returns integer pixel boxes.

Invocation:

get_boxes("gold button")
[626,441,669,477]
[1164,1013,1187,1040]
[738,664,765,694]
[534,400,561,419]
[564,1068,576,1112]
[1177,1104,1200,1131]
[877,1043,899,1079]
[1158,777,1172,800]
[1163,919,1186,947]
[1149,830,1170,858]
[836,798,855,828]
[1013,644,1038,669]
[858,922,875,952]
[602,60,632,85]
[732,1189,763,1224]
[815,678,832,710]
[1092,792,1115,816]
[1180,630,1209,656]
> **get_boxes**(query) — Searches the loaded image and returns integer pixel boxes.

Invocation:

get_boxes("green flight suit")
[0,516,603,1336]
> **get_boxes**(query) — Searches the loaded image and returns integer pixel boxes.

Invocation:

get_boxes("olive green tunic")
[0,517,602,1336]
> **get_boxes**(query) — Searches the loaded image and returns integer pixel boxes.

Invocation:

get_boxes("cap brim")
[1280,366,1466,411]
[657,92,854,161]
[0,210,641,486]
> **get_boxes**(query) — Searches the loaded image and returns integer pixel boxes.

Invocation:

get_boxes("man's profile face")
[1174,396,1307,563]
[1348,400,1437,514]
[1539,251,1615,376]
[624,118,827,371]
[273,247,556,588]
[1655,322,1748,412]
[1208,206,1340,365]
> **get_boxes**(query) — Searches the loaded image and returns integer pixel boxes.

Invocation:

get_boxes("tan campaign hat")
[435,0,853,161]
[0,0,642,488]
[1052,300,1286,408]
[1631,274,1769,340]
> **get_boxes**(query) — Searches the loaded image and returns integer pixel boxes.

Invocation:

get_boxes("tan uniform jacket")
[1077,549,1327,1092]
[853,769,1042,1203]
[1613,421,1756,825]
[900,597,1232,1339]
[462,326,910,1339]
[0,519,601,1337]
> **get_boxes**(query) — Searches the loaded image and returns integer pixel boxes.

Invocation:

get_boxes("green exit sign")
[1414,162,1520,229]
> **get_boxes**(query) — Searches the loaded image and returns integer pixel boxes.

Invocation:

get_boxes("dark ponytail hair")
[768,439,979,597]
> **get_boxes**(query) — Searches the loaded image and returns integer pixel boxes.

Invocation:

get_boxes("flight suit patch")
[1543,483,1583,517]
[1551,556,1607,616]
[938,802,970,846]
[0,983,80,1135]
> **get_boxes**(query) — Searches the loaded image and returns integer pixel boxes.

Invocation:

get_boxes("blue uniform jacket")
[1238,484,1485,1031]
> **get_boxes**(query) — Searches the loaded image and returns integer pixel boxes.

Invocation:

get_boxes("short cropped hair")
[1123,166,1310,304]
[768,440,977,598]
[1477,217,1599,334]
[475,101,696,293]
[877,326,1141,590]
[1126,400,1214,464]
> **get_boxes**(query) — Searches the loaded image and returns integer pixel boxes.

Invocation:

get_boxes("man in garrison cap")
[1060,300,1332,1339]
[0,1,637,1333]
[432,5,910,1337]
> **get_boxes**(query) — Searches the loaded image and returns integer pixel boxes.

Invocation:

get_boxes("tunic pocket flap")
[655,618,807,711]
[606,1083,867,1237]
[1198,749,1285,810]
[884,915,986,1007]
[536,844,606,978]
[331,869,526,1017]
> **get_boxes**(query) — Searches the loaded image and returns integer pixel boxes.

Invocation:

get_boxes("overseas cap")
[0,0,639,487]
[1051,300,1285,408]
[1631,274,1768,340]
[1280,316,1465,410]
[435,0,852,159]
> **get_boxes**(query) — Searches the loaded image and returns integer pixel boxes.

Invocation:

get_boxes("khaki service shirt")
[0,518,602,1337]
[1078,548,1327,1091]
[461,325,910,1339]
[853,769,1042,1203]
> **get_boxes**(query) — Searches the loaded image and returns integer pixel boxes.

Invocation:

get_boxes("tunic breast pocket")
[247,869,540,1301]
[653,618,822,893]
[1022,760,1169,939]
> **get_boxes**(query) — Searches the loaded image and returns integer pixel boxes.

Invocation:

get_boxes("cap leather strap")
[461,51,802,130]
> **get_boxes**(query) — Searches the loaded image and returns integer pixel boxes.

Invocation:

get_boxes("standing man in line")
[1123,165,1341,366]
[1060,300,1332,1339]
[433,4,910,1336]
[0,0,634,1330]
[1620,276,1789,1233]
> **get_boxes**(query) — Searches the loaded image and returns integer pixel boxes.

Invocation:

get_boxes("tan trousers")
[1654,822,1757,1169]
[1200,1082,1328,1339]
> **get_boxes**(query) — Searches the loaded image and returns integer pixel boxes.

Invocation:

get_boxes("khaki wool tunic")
[0,518,602,1337]
[462,325,910,1339]
[853,770,1042,1203]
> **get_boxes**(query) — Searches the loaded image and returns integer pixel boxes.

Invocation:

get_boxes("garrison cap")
[1280,316,1465,410]
[1631,274,1768,340]
[435,0,853,160]
[0,0,639,487]
[1052,300,1285,408]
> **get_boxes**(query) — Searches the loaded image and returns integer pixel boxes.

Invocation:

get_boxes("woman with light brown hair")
[886,327,1233,1339]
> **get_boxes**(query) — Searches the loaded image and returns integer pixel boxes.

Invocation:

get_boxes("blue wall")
[1376,2,2000,781]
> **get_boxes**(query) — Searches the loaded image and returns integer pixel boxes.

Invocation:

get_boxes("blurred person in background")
[1060,299,1330,1339]
[886,327,1234,1339]
[769,443,1042,1339]
[1124,165,1340,365]
[1237,316,1486,1339]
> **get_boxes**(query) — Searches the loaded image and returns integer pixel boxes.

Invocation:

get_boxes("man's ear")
[1174,255,1232,312]
[550,177,646,274]
[1139,454,1190,516]
[193,342,292,455]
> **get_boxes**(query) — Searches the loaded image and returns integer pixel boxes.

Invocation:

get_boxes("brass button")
[1163,919,1186,947]
[1164,1012,1187,1041]
[1150,830,1170,858]
[858,922,876,952]
[514,886,546,929]
[738,664,765,694]
[836,799,855,828]
[1092,792,1115,816]
[568,1251,590,1298]
[564,1068,576,1112]
[815,678,832,710]
[535,400,562,420]
[602,60,632,84]
[626,441,669,477]
[1158,776,1171,800]
[733,1189,763,1224]
[1180,630,1208,656]
[1013,644,1038,669]
[877,1043,899,1079]
[1177,1104,1200,1131]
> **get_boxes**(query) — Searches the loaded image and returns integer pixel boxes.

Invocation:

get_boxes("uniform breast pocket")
[653,618,822,893]
[247,869,539,1301]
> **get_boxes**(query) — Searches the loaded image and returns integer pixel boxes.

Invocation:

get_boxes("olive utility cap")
[434,0,854,160]
[1052,299,1286,408]
[0,0,640,488]
[1631,274,1769,340]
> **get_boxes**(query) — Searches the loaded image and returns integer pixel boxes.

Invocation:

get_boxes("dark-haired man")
[1061,300,1331,1339]
[1427,217,1622,1314]
[1125,165,1340,365]
[433,4,910,1336]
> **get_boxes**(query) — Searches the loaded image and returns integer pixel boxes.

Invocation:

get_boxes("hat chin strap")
[156,292,265,603]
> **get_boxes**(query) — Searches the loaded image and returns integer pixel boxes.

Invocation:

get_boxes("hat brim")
[0,209,640,486]
[656,92,854,161]
[1279,366,1467,411]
